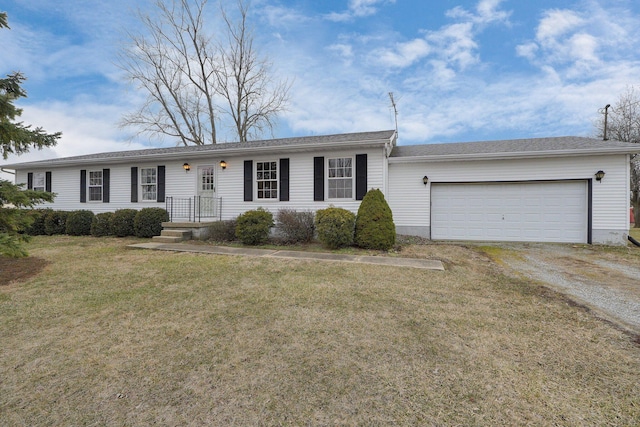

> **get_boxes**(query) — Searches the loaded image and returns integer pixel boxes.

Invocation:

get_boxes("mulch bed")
[0,256,49,286]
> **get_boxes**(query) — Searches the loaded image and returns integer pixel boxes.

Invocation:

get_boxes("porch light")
[183,163,191,172]
[595,170,605,181]
[220,160,227,170]
[423,175,429,186]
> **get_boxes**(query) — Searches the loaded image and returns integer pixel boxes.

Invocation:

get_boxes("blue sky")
[1,0,640,171]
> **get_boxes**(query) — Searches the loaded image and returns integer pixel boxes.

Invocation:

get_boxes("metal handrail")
[166,196,221,222]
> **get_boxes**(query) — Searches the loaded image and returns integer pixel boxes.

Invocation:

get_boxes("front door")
[197,165,216,219]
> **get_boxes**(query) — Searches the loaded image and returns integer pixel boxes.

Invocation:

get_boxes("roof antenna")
[389,92,398,140]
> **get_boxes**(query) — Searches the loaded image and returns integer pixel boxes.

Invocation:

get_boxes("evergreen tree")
[1,12,61,256]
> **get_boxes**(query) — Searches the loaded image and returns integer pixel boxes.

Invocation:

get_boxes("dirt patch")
[0,256,49,286]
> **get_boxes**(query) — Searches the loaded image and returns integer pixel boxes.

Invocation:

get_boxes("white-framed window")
[141,167,157,201]
[256,161,277,199]
[200,166,215,192]
[328,157,353,199]
[88,170,103,201]
[33,172,45,192]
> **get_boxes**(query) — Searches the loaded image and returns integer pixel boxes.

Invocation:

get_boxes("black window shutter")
[313,157,324,201]
[131,167,138,203]
[157,165,166,202]
[244,160,253,202]
[45,172,52,193]
[279,158,290,201]
[355,154,368,201]
[27,172,33,190]
[102,169,110,203]
[80,170,87,203]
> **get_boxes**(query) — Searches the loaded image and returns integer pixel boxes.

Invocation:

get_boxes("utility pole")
[603,104,611,141]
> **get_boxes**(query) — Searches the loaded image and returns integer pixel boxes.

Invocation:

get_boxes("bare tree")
[216,1,290,142]
[595,85,640,226]
[119,0,289,145]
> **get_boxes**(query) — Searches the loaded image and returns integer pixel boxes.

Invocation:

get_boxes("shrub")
[25,209,51,236]
[65,210,95,236]
[355,189,396,250]
[235,208,274,245]
[111,209,138,237]
[44,210,68,235]
[91,212,114,237]
[134,208,169,238]
[315,207,356,249]
[275,209,315,244]
[208,219,237,242]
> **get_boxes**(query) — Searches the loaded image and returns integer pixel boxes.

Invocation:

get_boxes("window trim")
[140,167,158,202]
[255,160,279,200]
[88,170,103,202]
[326,156,355,200]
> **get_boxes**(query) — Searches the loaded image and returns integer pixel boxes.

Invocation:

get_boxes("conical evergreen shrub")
[354,189,395,250]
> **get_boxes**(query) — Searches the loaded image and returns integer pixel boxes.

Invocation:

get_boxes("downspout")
[1,167,16,175]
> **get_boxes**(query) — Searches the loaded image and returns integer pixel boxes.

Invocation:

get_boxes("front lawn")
[1,236,638,425]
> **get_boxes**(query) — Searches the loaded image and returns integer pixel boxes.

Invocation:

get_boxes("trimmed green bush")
[91,212,114,237]
[111,209,138,237]
[134,208,169,238]
[208,219,237,242]
[276,209,315,244]
[25,209,51,236]
[235,208,274,245]
[44,210,68,235]
[65,210,95,236]
[315,207,355,249]
[355,189,396,250]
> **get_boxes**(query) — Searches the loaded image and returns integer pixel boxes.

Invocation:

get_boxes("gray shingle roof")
[1,130,396,169]
[391,136,640,159]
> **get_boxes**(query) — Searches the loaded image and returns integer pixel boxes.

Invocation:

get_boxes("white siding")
[217,147,387,219]
[388,154,630,243]
[14,147,388,218]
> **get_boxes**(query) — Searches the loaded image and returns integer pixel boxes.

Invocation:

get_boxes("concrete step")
[152,235,185,243]
[161,229,192,239]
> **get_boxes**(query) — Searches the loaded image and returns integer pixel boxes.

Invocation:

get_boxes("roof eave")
[388,147,640,163]
[2,137,392,170]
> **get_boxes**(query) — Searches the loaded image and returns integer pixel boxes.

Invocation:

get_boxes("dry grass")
[1,236,639,425]
[630,227,640,241]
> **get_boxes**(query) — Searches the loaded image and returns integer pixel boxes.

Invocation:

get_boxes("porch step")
[152,228,192,243]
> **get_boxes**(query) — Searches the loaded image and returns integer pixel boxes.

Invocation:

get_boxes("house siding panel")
[388,154,629,244]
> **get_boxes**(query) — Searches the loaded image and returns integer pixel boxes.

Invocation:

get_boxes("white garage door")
[431,181,588,243]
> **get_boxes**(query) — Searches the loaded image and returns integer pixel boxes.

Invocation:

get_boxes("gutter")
[0,137,395,170]
[388,147,640,163]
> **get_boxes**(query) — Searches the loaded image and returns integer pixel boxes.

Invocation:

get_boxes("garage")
[431,181,588,243]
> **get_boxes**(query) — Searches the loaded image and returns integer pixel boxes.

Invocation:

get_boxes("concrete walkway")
[128,242,445,271]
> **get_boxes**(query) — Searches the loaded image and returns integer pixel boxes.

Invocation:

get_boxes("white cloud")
[325,0,396,22]
[376,38,431,68]
[372,0,509,74]
[535,9,583,42]
[516,2,640,80]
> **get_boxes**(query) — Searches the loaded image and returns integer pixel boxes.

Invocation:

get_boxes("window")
[200,166,215,192]
[256,161,277,199]
[88,171,103,201]
[328,157,353,199]
[141,167,157,201]
[32,172,46,192]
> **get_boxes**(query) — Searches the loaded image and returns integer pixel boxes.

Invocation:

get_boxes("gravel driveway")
[487,243,640,334]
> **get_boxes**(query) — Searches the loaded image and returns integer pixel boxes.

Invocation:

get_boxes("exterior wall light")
[595,170,605,181]
[183,163,191,172]
[220,160,227,170]
[423,175,429,186]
